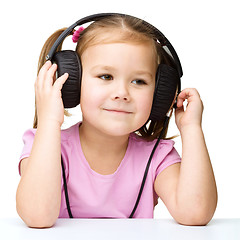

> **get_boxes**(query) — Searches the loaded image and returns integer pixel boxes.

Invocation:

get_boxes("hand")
[175,88,204,132]
[34,61,68,127]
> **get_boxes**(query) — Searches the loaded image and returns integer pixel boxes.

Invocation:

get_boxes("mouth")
[103,108,133,114]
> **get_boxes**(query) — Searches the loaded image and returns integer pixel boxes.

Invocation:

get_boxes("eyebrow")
[90,65,153,78]
[91,65,116,72]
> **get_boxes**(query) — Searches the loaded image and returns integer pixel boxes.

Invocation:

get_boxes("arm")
[16,61,68,228]
[16,122,61,228]
[154,88,217,226]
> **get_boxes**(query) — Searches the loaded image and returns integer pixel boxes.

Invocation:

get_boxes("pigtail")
[37,28,67,74]
[33,28,70,128]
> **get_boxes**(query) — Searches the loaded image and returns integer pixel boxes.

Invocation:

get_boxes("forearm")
[176,125,217,224]
[16,120,62,227]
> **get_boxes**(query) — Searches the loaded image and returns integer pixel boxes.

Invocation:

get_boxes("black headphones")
[47,13,183,218]
[47,13,183,121]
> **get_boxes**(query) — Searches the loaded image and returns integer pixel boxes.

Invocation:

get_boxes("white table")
[0,218,239,240]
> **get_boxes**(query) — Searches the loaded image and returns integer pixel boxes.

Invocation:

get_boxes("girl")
[16,13,217,228]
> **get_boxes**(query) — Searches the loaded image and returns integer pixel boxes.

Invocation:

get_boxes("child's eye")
[132,79,147,85]
[98,74,113,80]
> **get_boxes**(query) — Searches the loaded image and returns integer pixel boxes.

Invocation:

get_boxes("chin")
[100,124,132,137]
[102,123,143,138]
[103,129,132,138]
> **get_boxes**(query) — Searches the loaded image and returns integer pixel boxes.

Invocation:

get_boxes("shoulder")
[129,133,181,173]
[61,122,81,142]
[21,122,81,143]
[129,133,176,154]
[21,128,37,143]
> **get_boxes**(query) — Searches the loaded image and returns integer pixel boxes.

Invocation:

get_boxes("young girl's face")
[80,41,156,137]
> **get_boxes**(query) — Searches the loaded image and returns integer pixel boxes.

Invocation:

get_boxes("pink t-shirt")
[19,122,181,218]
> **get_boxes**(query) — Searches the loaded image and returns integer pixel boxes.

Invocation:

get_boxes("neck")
[79,120,130,160]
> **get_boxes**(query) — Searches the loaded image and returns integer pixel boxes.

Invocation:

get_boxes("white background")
[0,0,239,219]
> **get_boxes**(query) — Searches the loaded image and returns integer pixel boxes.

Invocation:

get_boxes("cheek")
[80,79,105,111]
[135,91,154,120]
[80,78,93,113]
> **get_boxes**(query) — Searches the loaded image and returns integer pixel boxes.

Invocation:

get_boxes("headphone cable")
[129,115,170,218]
[61,157,73,218]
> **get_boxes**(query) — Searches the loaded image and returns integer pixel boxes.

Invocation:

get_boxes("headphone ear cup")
[149,64,180,121]
[52,50,82,108]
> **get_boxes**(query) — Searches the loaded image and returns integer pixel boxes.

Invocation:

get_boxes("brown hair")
[34,15,177,140]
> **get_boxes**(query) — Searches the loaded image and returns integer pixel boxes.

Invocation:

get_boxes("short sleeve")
[154,140,181,179]
[18,128,37,175]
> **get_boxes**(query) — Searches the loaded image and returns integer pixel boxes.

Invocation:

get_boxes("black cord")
[61,157,73,218]
[129,116,170,218]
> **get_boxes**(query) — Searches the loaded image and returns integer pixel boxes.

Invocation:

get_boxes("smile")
[103,109,133,114]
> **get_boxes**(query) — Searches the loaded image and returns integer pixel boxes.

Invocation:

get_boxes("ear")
[52,50,82,108]
[149,64,180,121]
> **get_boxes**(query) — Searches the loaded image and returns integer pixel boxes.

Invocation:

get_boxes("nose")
[111,80,130,101]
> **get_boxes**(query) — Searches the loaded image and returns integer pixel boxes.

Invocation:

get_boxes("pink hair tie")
[72,26,85,43]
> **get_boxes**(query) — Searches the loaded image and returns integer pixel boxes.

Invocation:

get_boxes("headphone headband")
[46,13,183,77]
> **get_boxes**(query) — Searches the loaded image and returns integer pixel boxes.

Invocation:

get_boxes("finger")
[175,105,184,114]
[176,91,187,108]
[53,73,69,91]
[36,61,52,88]
[44,63,58,88]
[177,88,197,107]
